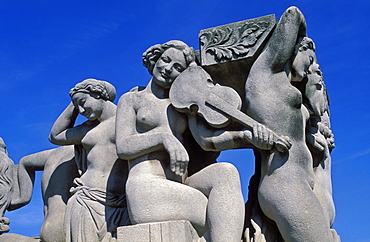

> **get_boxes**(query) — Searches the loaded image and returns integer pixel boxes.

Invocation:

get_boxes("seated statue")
[115,40,276,242]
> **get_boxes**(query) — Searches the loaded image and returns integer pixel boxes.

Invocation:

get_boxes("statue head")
[0,138,7,154]
[304,62,329,117]
[291,37,316,82]
[69,78,116,121]
[69,78,116,102]
[292,61,329,117]
[142,40,196,88]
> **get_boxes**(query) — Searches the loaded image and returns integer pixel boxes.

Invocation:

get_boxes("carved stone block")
[117,220,205,242]
[198,14,276,106]
[199,14,276,66]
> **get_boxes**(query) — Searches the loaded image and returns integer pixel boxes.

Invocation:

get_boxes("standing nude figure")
[245,6,338,241]
[49,78,129,242]
[300,62,337,235]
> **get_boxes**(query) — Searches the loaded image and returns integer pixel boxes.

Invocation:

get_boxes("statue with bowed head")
[49,78,130,242]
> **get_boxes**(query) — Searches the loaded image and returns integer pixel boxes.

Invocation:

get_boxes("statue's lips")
[160,72,170,80]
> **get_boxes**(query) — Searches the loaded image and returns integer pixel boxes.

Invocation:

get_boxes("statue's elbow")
[8,198,31,211]
[116,146,132,161]
[285,6,301,16]
[198,138,217,152]
[48,133,57,145]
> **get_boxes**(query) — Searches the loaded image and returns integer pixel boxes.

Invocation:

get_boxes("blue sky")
[0,0,369,241]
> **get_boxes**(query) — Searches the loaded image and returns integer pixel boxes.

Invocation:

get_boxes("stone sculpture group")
[0,7,339,242]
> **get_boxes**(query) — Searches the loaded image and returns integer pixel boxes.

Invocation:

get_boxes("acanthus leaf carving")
[200,21,269,63]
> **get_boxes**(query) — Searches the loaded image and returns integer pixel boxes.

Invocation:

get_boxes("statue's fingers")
[253,124,258,142]
[169,148,176,173]
[179,160,187,176]
[262,125,268,143]
[268,130,274,147]
[257,124,263,141]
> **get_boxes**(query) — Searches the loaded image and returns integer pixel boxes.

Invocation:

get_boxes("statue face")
[152,48,187,88]
[291,48,316,82]
[305,62,327,116]
[71,92,103,121]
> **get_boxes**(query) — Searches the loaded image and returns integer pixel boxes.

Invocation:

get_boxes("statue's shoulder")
[129,86,145,93]
[118,86,146,106]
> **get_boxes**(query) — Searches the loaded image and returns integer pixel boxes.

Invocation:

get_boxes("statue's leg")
[185,162,245,242]
[258,171,335,242]
[126,173,208,235]
[313,155,336,227]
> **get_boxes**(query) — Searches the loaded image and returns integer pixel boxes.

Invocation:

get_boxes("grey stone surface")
[117,220,205,242]
[0,233,40,242]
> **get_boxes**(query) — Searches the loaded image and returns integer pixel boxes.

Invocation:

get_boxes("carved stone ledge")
[117,220,205,242]
[0,234,40,242]
[199,14,276,66]
[198,14,276,107]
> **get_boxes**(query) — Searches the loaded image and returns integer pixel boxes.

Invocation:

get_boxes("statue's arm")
[188,114,273,152]
[115,93,170,160]
[116,93,188,175]
[49,102,92,145]
[8,151,48,210]
[261,6,307,72]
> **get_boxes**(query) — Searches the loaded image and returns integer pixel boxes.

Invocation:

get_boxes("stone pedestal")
[0,233,40,242]
[117,220,206,242]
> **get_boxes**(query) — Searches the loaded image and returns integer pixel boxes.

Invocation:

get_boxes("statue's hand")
[317,122,335,150]
[249,124,274,150]
[0,217,10,234]
[163,134,189,176]
[307,125,325,152]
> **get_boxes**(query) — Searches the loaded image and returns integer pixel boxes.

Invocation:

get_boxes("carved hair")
[69,78,116,102]
[142,40,196,75]
[295,37,316,54]
[0,138,6,151]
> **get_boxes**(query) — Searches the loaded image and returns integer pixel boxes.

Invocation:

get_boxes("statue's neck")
[148,78,170,99]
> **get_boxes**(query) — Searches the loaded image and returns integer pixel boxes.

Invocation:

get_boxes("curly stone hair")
[294,37,316,54]
[142,40,196,75]
[69,78,116,102]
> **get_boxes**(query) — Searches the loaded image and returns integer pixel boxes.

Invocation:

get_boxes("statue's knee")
[215,162,241,184]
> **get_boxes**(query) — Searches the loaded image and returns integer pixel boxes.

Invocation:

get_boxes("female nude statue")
[245,6,338,241]
[301,62,337,234]
[49,78,129,242]
[115,40,280,241]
